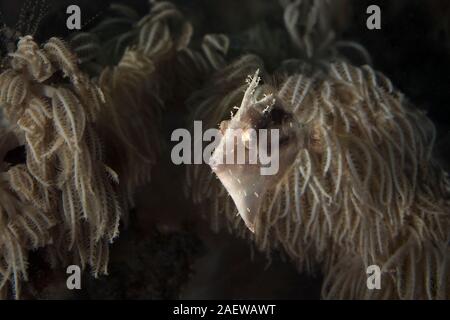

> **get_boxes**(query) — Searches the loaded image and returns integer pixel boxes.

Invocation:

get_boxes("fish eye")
[258,101,291,129]
[267,106,289,125]
[253,104,294,147]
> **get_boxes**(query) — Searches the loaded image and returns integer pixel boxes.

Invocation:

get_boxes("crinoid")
[70,0,194,71]
[97,48,161,204]
[279,0,370,65]
[195,59,450,299]
[281,0,344,58]
[132,1,231,101]
[68,1,196,198]
[185,0,449,299]
[0,35,126,298]
[0,126,55,299]
[71,0,230,91]
[81,1,230,197]
[268,0,371,74]
[96,31,230,164]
